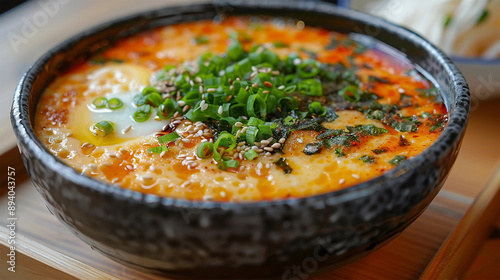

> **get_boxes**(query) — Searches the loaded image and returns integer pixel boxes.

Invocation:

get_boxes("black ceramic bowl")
[11,1,470,279]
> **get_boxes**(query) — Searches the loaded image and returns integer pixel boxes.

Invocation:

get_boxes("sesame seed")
[265,152,272,156]
[242,116,248,120]
[260,140,270,146]
[252,83,259,88]
[199,85,203,94]
[263,90,270,94]
[263,147,273,152]
[89,164,98,171]
[149,165,156,171]
[239,153,243,160]
[122,125,132,134]
[241,127,248,133]
[271,143,281,149]
[225,95,232,102]
[256,148,264,153]
[398,88,405,93]
[352,174,360,179]
[235,122,243,127]
[172,120,182,125]
[251,66,258,72]
[244,147,250,151]
[272,70,280,76]
[111,178,119,183]
[201,103,209,111]
[278,85,285,90]
[207,88,216,93]
[339,178,345,184]
[245,86,249,91]
[229,85,233,91]
[297,138,303,143]
[160,151,167,157]
[189,80,194,86]
[201,139,208,143]
[185,125,193,131]
[66,132,72,137]
[126,164,134,170]
[190,162,198,168]
[257,162,263,169]
[200,100,205,107]
[178,154,187,158]
[182,138,191,143]
[203,132,211,137]
[256,169,261,176]
[238,141,245,146]
[178,100,186,107]
[183,105,190,112]
[174,112,180,118]
[220,191,226,198]
[142,174,153,180]
[194,77,203,84]
[101,162,111,167]
[265,163,270,169]
[252,146,259,151]
[267,175,273,181]
[218,105,223,115]
[293,58,301,65]
[279,137,286,144]
[263,81,273,87]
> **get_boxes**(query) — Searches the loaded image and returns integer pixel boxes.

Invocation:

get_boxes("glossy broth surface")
[35,18,447,201]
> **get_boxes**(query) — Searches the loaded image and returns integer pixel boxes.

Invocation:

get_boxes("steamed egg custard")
[35,18,448,201]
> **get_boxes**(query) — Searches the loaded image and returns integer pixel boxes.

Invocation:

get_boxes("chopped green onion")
[298,78,323,96]
[148,146,168,154]
[283,116,297,126]
[194,35,209,44]
[227,40,244,61]
[339,85,361,101]
[107,98,123,110]
[273,41,289,48]
[309,101,326,116]
[297,59,320,78]
[197,142,214,159]
[92,97,108,108]
[217,159,239,170]
[142,86,158,96]
[158,131,180,144]
[164,65,176,72]
[133,105,152,122]
[146,92,163,107]
[91,120,114,137]
[157,99,176,119]
[244,149,259,160]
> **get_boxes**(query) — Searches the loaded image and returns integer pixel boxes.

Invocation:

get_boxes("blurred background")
[0,1,498,279]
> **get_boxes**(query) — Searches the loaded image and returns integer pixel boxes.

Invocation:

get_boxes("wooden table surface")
[1,1,499,279]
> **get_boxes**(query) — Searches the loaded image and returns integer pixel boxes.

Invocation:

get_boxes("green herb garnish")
[388,155,407,165]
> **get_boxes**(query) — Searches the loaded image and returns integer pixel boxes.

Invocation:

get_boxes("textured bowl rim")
[11,0,470,209]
